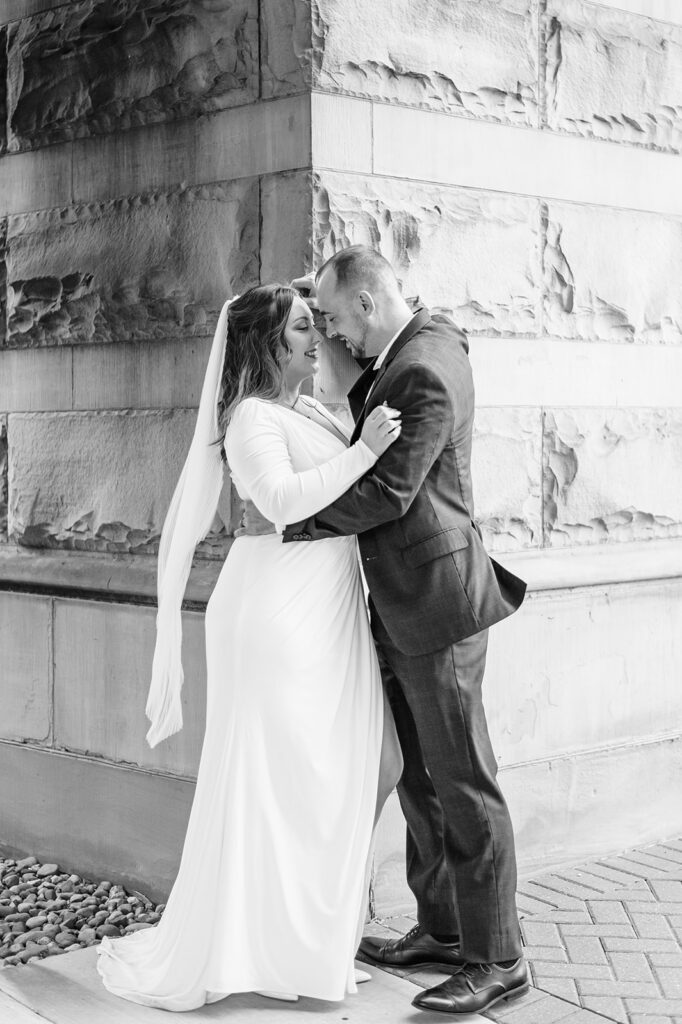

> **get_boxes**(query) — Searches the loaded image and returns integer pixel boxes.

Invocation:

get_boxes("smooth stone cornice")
[583,0,682,28]
[470,338,682,409]
[0,95,311,216]
[367,101,682,218]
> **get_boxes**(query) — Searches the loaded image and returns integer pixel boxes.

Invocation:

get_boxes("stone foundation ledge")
[3,727,680,909]
[1,538,681,608]
[373,729,682,917]
[502,537,682,591]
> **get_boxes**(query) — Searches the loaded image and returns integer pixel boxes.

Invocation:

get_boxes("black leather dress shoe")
[358,924,464,970]
[411,958,529,1014]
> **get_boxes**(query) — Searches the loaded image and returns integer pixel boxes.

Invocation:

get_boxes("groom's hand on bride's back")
[234,500,277,537]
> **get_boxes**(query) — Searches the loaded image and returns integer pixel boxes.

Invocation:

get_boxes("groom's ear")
[357,290,376,316]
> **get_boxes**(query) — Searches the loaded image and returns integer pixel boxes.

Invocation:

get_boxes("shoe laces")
[395,924,422,950]
[462,962,492,980]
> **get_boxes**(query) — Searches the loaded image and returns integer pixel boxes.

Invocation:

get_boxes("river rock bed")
[0,855,163,967]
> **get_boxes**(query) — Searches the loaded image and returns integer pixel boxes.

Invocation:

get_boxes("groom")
[249,246,528,1014]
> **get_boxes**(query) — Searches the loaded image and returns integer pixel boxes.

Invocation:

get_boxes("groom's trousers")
[370,604,522,964]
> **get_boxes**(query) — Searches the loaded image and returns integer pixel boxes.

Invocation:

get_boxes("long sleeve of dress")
[224,398,377,529]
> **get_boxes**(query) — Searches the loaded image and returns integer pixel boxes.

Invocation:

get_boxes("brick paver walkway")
[363,838,682,1024]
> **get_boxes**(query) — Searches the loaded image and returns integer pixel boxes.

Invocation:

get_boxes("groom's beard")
[345,314,369,358]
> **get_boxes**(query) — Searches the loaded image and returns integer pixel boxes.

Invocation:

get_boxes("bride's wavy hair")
[216,283,298,450]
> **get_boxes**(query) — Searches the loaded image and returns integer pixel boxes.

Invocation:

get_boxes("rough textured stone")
[544,0,682,152]
[261,0,311,97]
[471,407,542,551]
[6,0,258,152]
[0,592,51,743]
[0,217,6,345]
[312,0,538,125]
[7,410,236,553]
[5,179,259,346]
[54,600,205,777]
[2,2,81,24]
[542,202,682,344]
[543,409,682,546]
[315,171,541,336]
[0,28,6,156]
[0,416,7,542]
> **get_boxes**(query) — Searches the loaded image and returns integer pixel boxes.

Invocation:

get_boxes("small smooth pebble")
[36,865,59,878]
[19,944,43,962]
[26,916,47,929]
[16,858,38,871]
[0,855,160,967]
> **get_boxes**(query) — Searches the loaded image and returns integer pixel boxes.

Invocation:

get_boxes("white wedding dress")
[97,396,384,1010]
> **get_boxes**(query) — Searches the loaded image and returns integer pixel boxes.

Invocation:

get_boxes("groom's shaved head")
[315,245,412,357]
[316,245,400,297]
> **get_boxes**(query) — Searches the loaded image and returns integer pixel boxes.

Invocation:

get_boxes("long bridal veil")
[145,298,232,747]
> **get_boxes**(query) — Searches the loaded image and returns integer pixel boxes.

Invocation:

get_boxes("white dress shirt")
[373,314,413,371]
[364,314,414,406]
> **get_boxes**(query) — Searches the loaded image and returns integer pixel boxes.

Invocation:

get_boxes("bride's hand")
[361,405,402,457]
[290,273,318,308]
[290,274,327,335]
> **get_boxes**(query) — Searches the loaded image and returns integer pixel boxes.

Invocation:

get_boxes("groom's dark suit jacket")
[283,308,526,656]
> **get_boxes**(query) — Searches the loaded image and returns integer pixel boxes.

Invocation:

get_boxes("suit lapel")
[349,308,432,442]
[379,307,431,370]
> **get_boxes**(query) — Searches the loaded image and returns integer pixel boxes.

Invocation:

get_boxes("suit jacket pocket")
[401,527,469,568]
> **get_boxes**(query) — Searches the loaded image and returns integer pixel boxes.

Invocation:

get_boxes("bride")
[97,284,403,1010]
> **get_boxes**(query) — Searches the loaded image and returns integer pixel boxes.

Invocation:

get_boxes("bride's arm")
[225,399,377,528]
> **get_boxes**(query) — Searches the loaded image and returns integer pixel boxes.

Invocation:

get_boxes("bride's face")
[281,296,323,390]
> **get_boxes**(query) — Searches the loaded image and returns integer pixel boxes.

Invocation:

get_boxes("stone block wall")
[1,0,682,908]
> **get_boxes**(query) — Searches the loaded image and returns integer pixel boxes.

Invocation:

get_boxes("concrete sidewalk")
[0,953,486,1024]
[0,838,680,1023]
